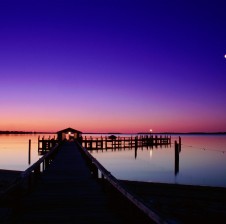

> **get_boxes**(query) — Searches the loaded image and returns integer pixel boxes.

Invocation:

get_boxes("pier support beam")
[28,139,31,165]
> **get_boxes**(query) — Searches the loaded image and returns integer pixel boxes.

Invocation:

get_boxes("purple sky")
[0,0,226,132]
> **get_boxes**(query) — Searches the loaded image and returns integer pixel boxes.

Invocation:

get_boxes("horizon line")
[0,130,226,135]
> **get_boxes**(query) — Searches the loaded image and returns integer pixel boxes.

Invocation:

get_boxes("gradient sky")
[0,0,226,133]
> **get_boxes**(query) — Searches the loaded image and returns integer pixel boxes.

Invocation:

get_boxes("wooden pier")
[37,136,58,155]
[38,134,171,154]
[1,141,168,223]
[82,135,171,150]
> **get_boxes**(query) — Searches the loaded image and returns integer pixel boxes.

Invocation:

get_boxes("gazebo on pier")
[57,127,82,142]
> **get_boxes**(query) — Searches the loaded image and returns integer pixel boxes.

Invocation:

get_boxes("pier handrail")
[21,143,59,179]
[0,144,60,200]
[76,142,169,224]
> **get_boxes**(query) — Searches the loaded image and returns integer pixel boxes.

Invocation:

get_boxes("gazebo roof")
[57,127,82,134]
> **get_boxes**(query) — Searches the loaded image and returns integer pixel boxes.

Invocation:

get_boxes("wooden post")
[179,136,181,152]
[123,137,125,149]
[38,136,40,149]
[103,136,105,149]
[90,136,93,150]
[28,139,31,165]
[135,136,138,149]
[175,141,179,175]
[96,138,98,149]
[34,164,41,181]
[101,136,103,149]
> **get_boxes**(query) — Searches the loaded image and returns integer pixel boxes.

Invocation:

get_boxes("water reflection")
[0,134,226,187]
[0,134,56,170]
[91,135,226,188]
[149,149,153,159]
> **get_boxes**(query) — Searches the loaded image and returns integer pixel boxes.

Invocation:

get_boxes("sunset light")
[0,1,225,133]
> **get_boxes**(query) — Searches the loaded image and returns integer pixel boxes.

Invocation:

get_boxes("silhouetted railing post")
[34,164,41,181]
[92,163,98,178]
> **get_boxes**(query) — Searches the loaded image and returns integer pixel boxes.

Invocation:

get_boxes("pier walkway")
[12,141,151,223]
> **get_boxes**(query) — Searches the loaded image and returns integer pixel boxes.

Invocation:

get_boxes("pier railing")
[76,141,169,224]
[0,144,60,204]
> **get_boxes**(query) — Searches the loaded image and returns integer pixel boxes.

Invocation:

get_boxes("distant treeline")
[137,132,226,135]
[0,131,54,134]
[0,131,225,135]
[81,132,226,135]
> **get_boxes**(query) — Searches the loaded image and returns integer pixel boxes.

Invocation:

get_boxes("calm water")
[0,134,56,171]
[91,134,226,188]
[0,134,226,188]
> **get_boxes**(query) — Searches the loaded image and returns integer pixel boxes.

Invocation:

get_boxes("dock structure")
[37,136,58,155]
[38,133,171,154]
[1,138,168,223]
[82,135,171,150]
